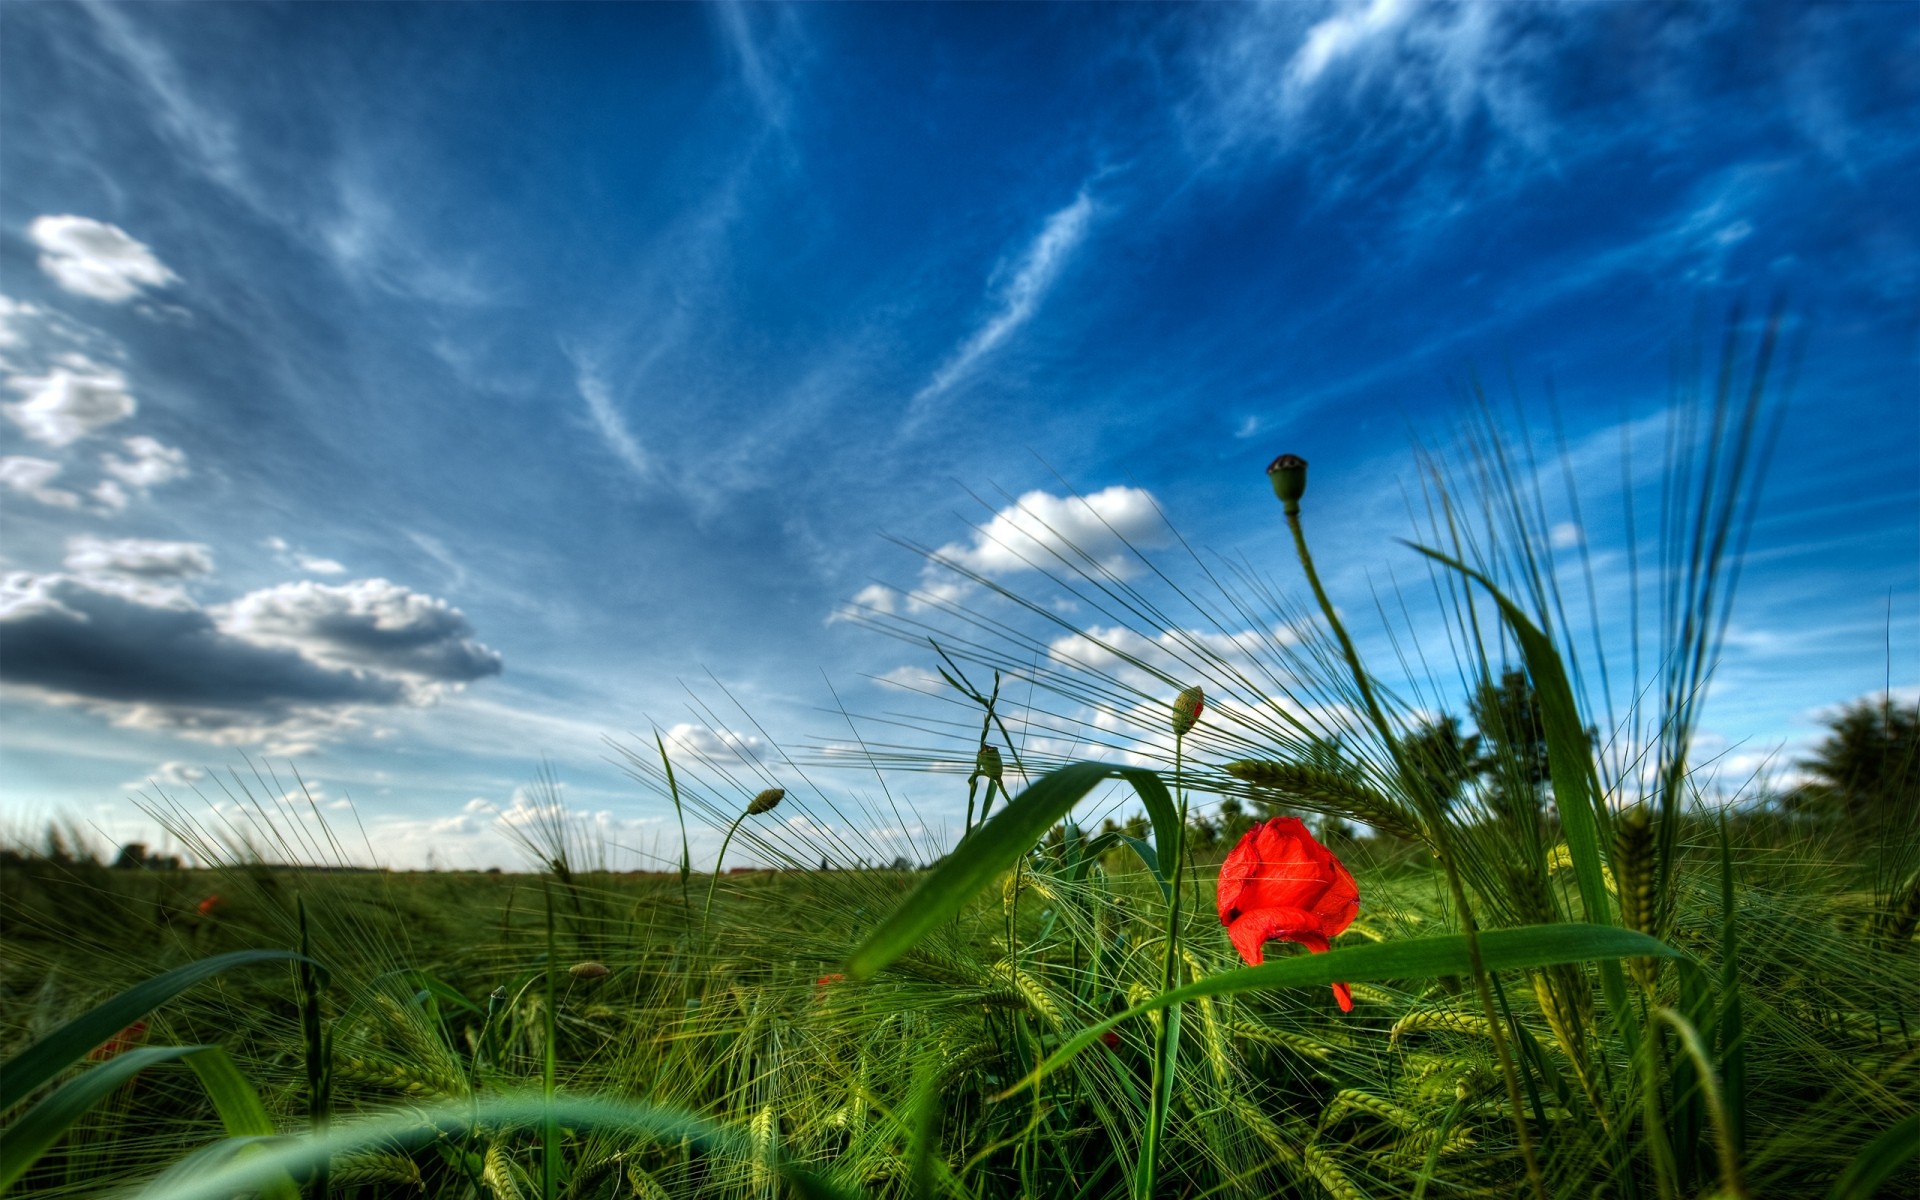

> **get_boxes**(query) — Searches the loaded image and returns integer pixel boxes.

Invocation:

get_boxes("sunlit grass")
[2,318,1915,1199]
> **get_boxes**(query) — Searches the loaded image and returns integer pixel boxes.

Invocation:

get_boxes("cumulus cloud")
[5,358,137,446]
[661,721,768,768]
[218,579,504,689]
[64,536,213,578]
[0,572,502,746]
[101,436,190,489]
[0,456,83,509]
[933,486,1170,579]
[28,216,179,303]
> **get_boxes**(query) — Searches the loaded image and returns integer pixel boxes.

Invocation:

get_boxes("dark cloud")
[0,573,501,741]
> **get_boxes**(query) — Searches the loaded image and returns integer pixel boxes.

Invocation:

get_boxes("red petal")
[1331,981,1353,1013]
[1224,906,1320,966]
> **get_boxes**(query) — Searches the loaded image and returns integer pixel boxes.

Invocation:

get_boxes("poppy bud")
[569,961,610,979]
[1172,686,1205,737]
[1266,453,1308,514]
[747,788,785,816]
[975,743,1003,782]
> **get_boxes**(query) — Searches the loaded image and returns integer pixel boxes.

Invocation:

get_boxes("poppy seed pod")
[1172,686,1205,737]
[569,961,610,979]
[747,787,785,816]
[1267,453,1308,513]
[975,743,1003,782]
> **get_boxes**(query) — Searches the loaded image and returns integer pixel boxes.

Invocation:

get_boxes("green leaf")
[1828,1112,1920,1200]
[0,950,304,1115]
[0,1044,290,1198]
[1402,544,1613,927]
[846,762,1178,980]
[119,1093,859,1200]
[1000,924,1680,1096]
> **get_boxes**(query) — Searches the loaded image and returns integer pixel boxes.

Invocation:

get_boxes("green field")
[4,345,1916,1199]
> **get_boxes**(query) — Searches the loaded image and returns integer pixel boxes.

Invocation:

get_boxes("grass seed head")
[747,788,785,816]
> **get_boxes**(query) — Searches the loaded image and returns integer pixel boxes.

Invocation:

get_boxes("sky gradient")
[3,2,1915,868]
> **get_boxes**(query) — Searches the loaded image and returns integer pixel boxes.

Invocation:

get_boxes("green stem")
[1139,733,1190,1200]
[296,896,329,1200]
[702,813,749,943]
[1285,506,1548,1200]
[541,884,558,1200]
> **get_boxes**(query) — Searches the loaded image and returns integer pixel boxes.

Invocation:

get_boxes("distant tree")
[1793,697,1919,827]
[113,843,148,870]
[1470,668,1552,824]
[1216,796,1256,846]
[1402,715,1481,811]
[1186,810,1220,852]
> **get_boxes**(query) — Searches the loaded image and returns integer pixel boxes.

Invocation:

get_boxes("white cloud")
[574,361,653,481]
[27,216,179,303]
[101,435,190,489]
[0,295,39,350]
[91,480,130,513]
[932,485,1170,579]
[1550,522,1583,549]
[0,456,83,509]
[64,536,213,579]
[217,578,504,695]
[295,554,347,575]
[5,359,137,446]
[1289,0,1411,91]
[912,190,1096,412]
[661,721,768,768]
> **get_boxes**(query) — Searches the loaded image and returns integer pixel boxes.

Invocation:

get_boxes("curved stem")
[701,814,749,943]
[1286,508,1548,1200]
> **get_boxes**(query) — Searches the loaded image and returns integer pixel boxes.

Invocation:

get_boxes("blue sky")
[2,2,1915,868]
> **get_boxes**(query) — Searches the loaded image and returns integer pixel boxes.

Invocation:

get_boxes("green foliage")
[5,334,1915,1199]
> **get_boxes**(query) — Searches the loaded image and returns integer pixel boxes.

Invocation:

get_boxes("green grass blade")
[1000,924,1679,1096]
[118,1093,859,1200]
[0,950,304,1115]
[1827,1112,1919,1200]
[0,1045,204,1194]
[184,1048,299,1200]
[0,1042,293,1198]
[182,1047,275,1137]
[1402,543,1613,926]
[846,762,1178,980]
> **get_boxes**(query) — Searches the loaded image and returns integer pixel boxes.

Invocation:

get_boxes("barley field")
[4,336,1915,1200]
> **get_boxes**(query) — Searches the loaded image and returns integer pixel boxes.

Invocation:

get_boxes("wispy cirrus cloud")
[909,189,1096,421]
[572,359,654,484]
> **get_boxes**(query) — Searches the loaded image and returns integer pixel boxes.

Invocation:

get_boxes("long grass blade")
[846,762,1178,980]
[0,950,304,1114]
[1000,924,1679,1096]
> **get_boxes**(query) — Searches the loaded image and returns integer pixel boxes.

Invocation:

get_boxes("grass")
[2,319,1916,1198]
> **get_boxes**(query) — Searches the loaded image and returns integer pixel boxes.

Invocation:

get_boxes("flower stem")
[702,813,749,944]
[1139,733,1189,1200]
[1285,504,1548,1200]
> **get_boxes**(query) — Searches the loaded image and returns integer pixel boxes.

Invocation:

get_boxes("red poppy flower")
[197,894,223,917]
[88,1021,147,1061]
[1216,817,1360,1012]
[1101,1029,1122,1050]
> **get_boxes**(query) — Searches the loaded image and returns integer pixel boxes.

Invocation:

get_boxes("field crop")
[3,327,1915,1199]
